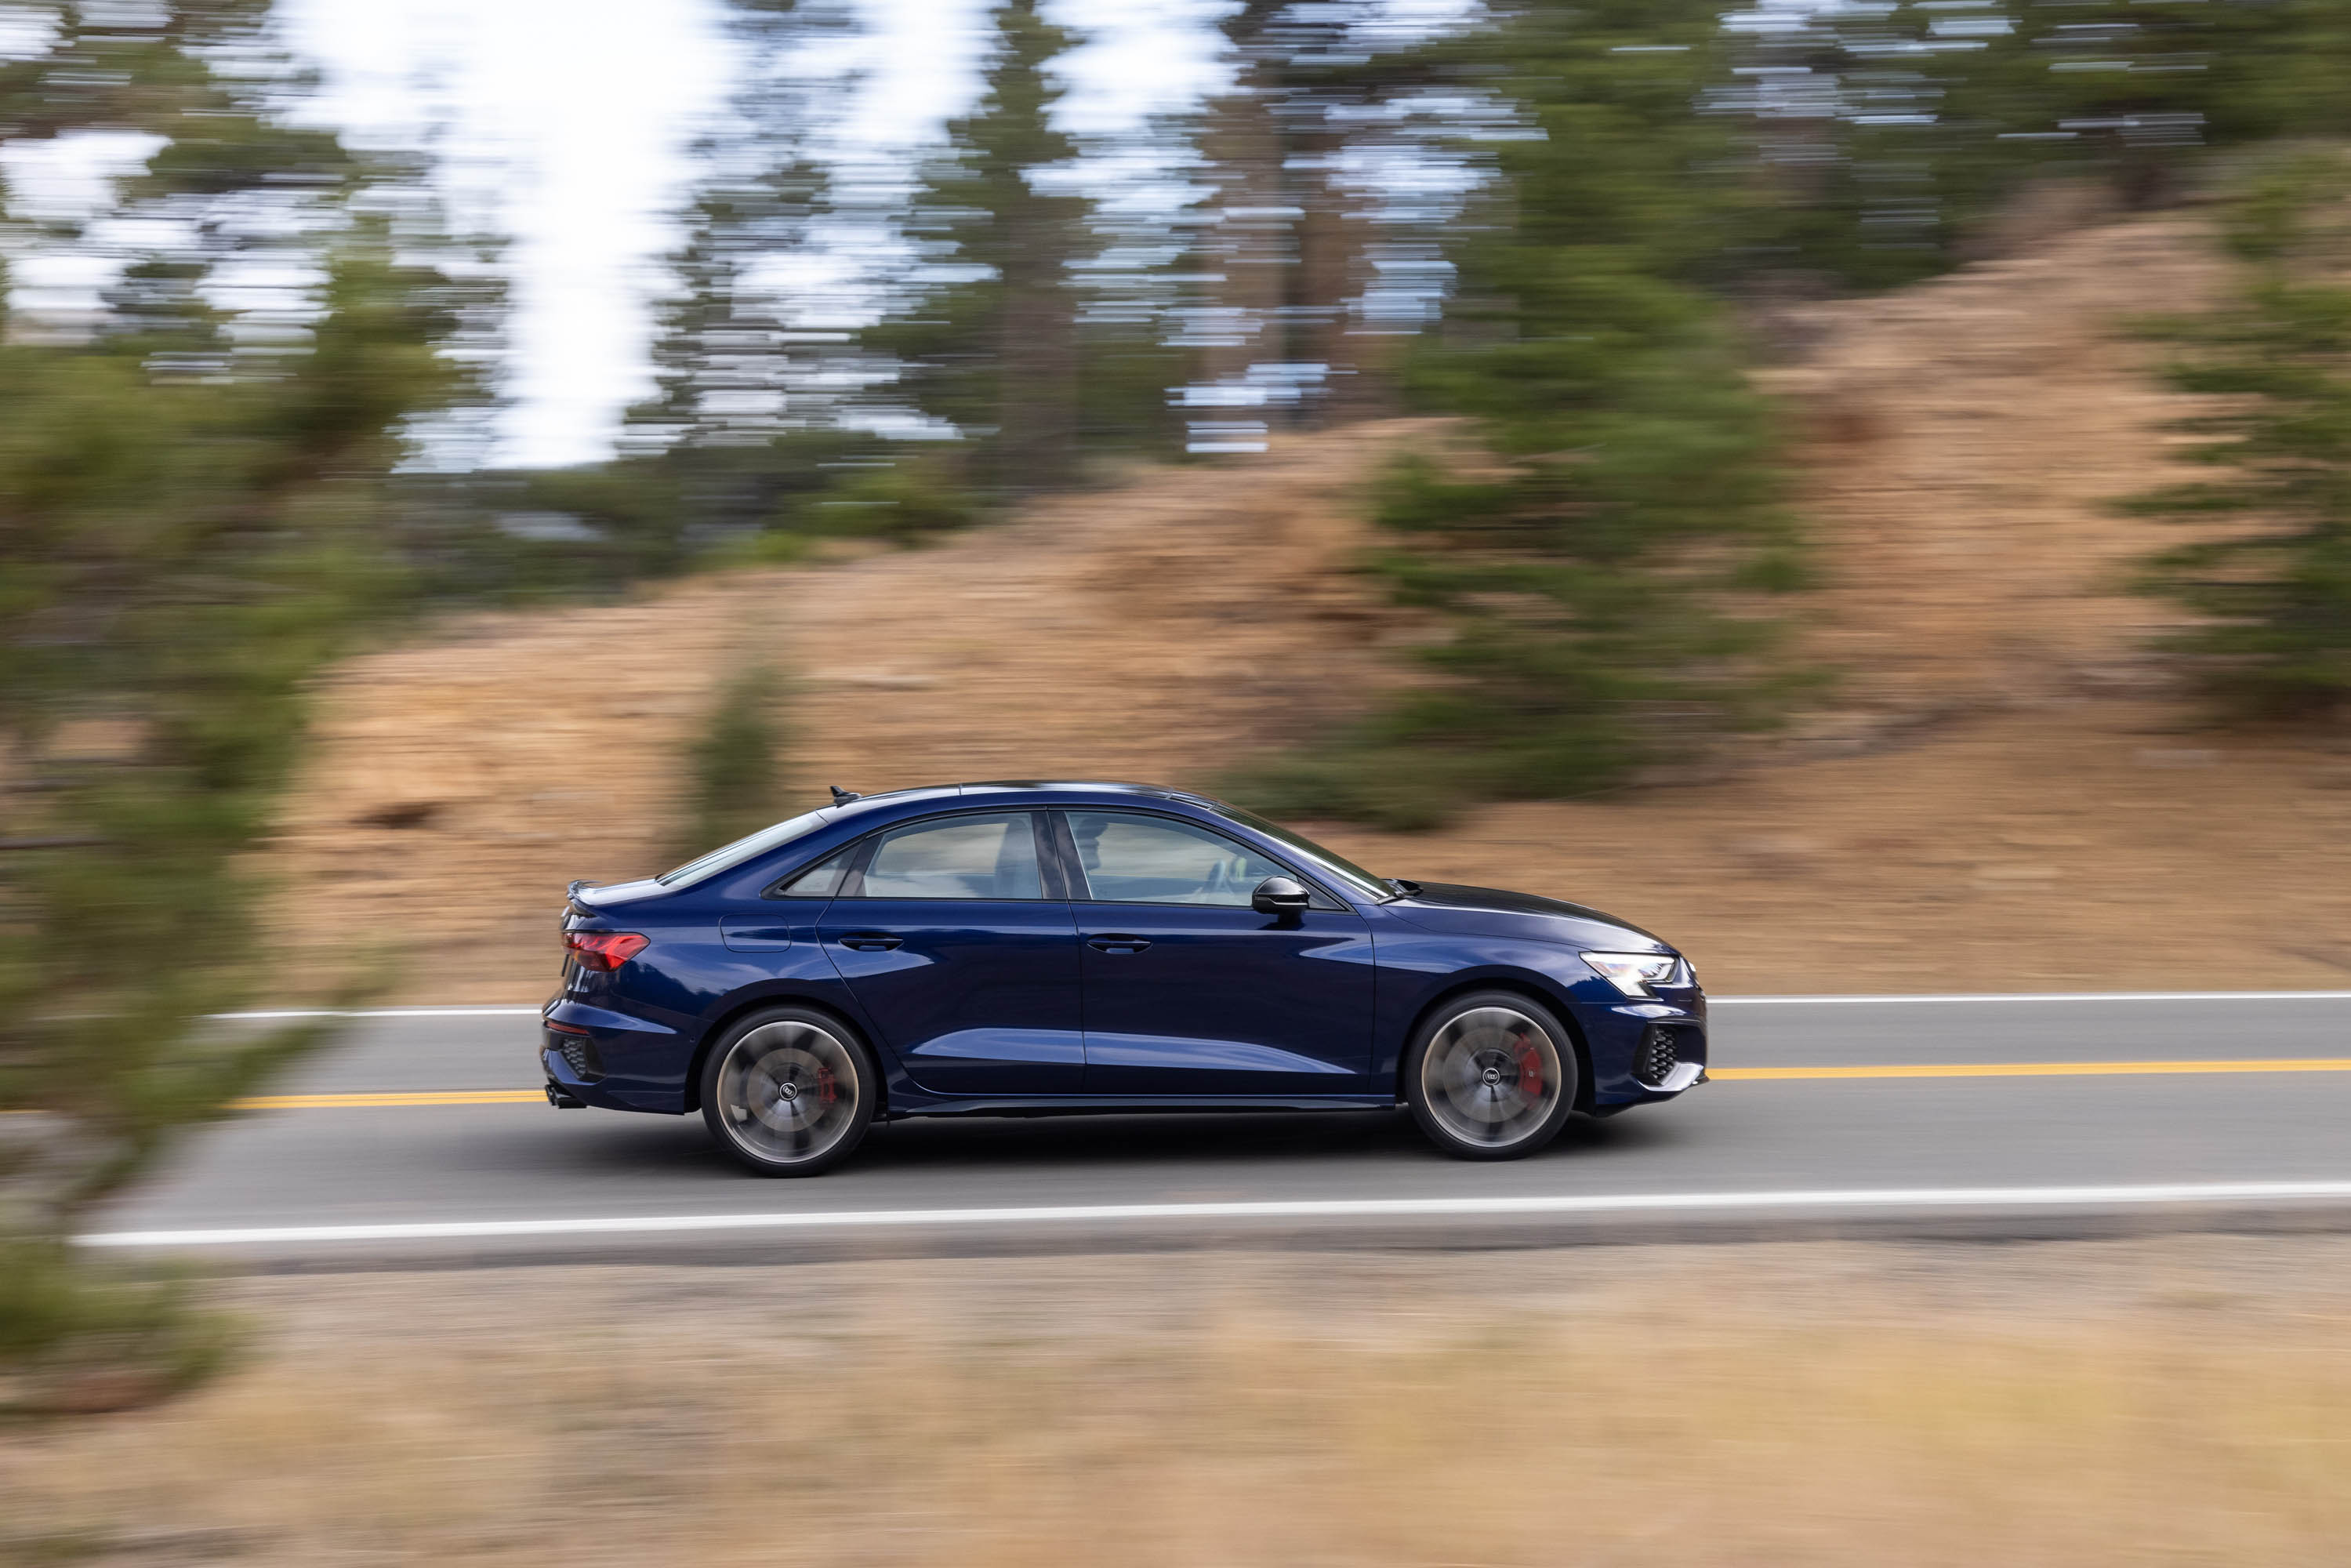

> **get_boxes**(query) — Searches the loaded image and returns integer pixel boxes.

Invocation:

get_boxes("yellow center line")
[231,1090,549,1109]
[1712,1059,2351,1081]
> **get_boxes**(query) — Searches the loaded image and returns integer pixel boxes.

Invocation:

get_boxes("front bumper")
[1584,989,1707,1105]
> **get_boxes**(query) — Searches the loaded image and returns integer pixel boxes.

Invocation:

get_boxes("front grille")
[549,1029,604,1083]
[1636,1025,1683,1089]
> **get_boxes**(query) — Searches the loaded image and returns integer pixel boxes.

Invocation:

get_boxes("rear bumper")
[542,1044,626,1111]
[539,999,693,1113]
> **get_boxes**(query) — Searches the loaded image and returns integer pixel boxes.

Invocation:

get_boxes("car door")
[1058,808,1375,1097]
[814,810,1084,1096]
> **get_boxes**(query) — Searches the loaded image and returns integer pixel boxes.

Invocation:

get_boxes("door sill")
[897,1094,1397,1119]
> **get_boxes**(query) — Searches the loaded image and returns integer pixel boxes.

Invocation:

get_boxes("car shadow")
[538,1102,1686,1181]
[858,1108,1422,1171]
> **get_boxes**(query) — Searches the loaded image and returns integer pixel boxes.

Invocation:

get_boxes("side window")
[854,813,1046,901]
[775,846,854,898]
[1065,811,1288,907]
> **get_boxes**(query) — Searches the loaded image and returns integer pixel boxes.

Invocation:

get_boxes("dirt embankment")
[260,214,2351,999]
[1761,213,2237,720]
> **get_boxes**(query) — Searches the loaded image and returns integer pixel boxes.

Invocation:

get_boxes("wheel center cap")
[1482,1066,1502,1085]
[776,1082,800,1103]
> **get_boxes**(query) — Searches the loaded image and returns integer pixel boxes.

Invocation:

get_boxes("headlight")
[1582,951,1684,997]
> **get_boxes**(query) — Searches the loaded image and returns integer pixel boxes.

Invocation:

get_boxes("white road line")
[77,1180,2351,1249]
[210,992,2351,1022]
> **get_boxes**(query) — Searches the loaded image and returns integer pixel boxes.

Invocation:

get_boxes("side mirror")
[1251,876,1312,919]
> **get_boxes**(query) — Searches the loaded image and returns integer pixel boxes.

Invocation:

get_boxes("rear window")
[656,811,829,888]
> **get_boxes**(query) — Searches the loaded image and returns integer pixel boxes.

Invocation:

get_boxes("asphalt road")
[84,993,2351,1264]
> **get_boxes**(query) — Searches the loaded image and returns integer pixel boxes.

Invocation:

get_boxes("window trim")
[1049,807,1351,912]
[760,808,1064,902]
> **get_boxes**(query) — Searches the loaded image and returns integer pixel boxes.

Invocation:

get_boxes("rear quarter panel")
[561,895,894,1112]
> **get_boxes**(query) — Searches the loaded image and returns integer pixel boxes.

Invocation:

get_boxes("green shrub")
[807,459,982,544]
[2122,151,2351,718]
[678,667,791,862]
[0,1243,236,1417]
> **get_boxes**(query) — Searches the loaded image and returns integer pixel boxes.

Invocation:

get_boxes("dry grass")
[7,1239,2351,1565]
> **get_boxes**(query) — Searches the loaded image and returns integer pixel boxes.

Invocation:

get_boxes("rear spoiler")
[563,878,602,922]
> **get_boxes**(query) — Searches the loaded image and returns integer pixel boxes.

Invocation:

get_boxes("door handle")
[1087,935,1150,953]
[838,932,904,952]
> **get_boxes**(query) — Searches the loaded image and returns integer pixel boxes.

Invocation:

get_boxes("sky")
[279,0,1234,469]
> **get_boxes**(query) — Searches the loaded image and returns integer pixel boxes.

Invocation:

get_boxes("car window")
[1208,803,1390,903]
[775,846,854,898]
[853,813,1045,901]
[1065,811,1288,906]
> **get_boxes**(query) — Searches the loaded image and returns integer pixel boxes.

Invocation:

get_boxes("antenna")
[829,785,862,804]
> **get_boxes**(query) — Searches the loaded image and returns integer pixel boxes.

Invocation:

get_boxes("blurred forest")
[5,0,2351,1394]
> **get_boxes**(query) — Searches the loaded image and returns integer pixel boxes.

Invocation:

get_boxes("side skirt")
[890,1094,1400,1120]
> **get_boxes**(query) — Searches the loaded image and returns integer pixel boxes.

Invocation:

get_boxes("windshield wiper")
[1384,877,1420,899]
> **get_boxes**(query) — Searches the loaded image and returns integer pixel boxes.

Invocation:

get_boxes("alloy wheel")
[1418,1005,1563,1149]
[714,1018,862,1166]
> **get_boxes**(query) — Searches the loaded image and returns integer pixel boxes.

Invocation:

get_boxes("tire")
[699,1006,880,1176]
[1403,990,1578,1161]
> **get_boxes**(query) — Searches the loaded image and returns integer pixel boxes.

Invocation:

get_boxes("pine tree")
[590,2,914,562]
[0,1,500,1392]
[631,2,870,452]
[878,0,1090,493]
[1188,2,1404,434]
[1720,0,2351,292]
[2123,154,2351,718]
[1231,0,1806,829]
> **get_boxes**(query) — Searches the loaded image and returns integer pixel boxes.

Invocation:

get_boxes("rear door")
[815,810,1083,1096]
[1058,808,1374,1097]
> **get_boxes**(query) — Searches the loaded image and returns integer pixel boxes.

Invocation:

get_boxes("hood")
[1384,881,1671,952]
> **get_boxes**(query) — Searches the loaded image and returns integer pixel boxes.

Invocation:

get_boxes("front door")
[1059,809,1374,1097]
[815,810,1083,1096]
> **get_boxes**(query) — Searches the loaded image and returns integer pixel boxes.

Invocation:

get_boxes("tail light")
[565,931,648,971]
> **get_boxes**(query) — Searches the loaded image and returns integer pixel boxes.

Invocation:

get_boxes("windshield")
[1209,804,1391,902]
[656,810,829,888]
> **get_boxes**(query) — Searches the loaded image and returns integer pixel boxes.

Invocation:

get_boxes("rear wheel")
[699,1007,878,1176]
[1404,991,1577,1161]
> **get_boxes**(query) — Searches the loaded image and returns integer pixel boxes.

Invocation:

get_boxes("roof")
[959,780,1211,801]
[825,780,1222,815]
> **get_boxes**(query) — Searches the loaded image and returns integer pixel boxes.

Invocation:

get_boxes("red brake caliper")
[1512,1030,1543,1098]
[817,1064,838,1107]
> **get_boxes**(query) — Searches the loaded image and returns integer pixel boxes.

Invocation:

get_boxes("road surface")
[84,993,2351,1265]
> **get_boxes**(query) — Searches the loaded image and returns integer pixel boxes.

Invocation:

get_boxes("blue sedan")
[546,782,1706,1174]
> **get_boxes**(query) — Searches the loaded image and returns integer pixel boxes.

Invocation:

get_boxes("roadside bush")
[677,666,791,862]
[0,1243,234,1417]
[804,458,982,545]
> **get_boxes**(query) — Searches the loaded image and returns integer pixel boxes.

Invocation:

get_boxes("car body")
[544,782,1706,1172]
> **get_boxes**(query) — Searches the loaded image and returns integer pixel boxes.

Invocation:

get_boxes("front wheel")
[699,1007,878,1176]
[1404,992,1578,1161]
